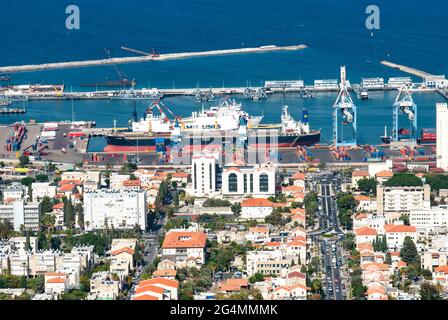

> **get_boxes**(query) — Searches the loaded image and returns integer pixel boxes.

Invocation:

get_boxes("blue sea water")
[0,0,447,144]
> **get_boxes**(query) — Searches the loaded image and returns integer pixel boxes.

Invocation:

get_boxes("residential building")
[384,224,417,250]
[0,200,41,231]
[89,272,120,300]
[44,272,68,296]
[376,184,431,215]
[83,190,147,231]
[162,231,207,267]
[9,236,38,254]
[191,153,218,197]
[31,182,57,200]
[410,205,448,233]
[240,198,276,220]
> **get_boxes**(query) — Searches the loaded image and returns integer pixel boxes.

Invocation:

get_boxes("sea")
[0,0,447,146]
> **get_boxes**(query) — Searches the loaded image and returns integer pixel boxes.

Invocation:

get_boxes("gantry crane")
[333,66,357,146]
[392,83,417,143]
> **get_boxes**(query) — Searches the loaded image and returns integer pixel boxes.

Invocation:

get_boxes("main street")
[308,172,346,300]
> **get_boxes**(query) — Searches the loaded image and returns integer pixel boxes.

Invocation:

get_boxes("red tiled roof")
[384,224,416,233]
[249,226,269,234]
[355,226,377,236]
[110,247,135,256]
[292,172,306,180]
[52,202,64,210]
[434,265,448,273]
[153,269,177,277]
[241,198,274,207]
[132,294,159,300]
[162,232,206,249]
[352,170,369,177]
[46,277,66,284]
[172,172,190,178]
[138,278,179,289]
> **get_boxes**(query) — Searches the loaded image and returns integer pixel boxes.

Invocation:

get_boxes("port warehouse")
[1,75,448,101]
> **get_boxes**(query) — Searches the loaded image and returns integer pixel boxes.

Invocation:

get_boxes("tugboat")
[380,126,391,144]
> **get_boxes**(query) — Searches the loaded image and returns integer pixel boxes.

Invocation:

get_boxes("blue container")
[371,152,378,158]
[419,149,425,155]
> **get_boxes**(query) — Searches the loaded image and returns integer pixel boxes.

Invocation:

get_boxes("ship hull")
[103,131,320,153]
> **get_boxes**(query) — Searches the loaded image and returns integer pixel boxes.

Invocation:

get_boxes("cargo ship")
[103,98,320,153]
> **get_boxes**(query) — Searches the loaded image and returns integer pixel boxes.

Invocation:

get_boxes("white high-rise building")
[191,153,218,197]
[83,190,147,231]
[0,201,41,231]
[437,103,448,170]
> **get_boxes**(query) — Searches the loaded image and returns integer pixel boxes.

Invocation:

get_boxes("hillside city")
[0,149,447,301]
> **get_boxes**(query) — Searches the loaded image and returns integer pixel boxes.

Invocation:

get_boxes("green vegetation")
[202,198,232,207]
[207,241,253,272]
[35,174,49,182]
[119,162,138,174]
[336,192,358,230]
[357,177,378,195]
[419,282,442,300]
[0,220,15,239]
[383,173,423,187]
[61,289,87,300]
[63,232,111,255]
[264,209,290,226]
[197,214,228,231]
[249,273,265,284]
[304,192,318,227]
[164,218,191,231]
[18,155,30,168]
[399,214,410,226]
[400,236,421,278]
[372,235,387,252]
[20,176,36,187]
[424,174,448,191]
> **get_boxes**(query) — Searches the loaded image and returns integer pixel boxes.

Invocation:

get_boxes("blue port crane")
[392,83,417,143]
[333,66,357,146]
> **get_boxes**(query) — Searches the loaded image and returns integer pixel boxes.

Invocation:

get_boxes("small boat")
[0,108,26,115]
[380,126,391,144]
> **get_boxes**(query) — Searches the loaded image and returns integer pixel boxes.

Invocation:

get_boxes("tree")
[385,252,392,265]
[173,192,179,206]
[79,275,90,292]
[63,198,75,229]
[357,177,378,195]
[249,273,265,284]
[18,155,30,168]
[40,196,53,215]
[231,202,241,215]
[424,174,448,191]
[400,236,419,265]
[383,173,423,187]
[20,177,35,187]
[399,214,410,226]
[419,282,442,300]
[75,203,84,229]
[265,211,285,226]
[0,220,14,239]
[35,174,48,183]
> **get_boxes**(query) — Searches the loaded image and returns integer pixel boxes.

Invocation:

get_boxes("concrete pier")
[0,44,307,73]
[380,60,433,79]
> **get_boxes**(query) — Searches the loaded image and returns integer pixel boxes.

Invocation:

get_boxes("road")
[307,172,346,300]
[126,217,165,299]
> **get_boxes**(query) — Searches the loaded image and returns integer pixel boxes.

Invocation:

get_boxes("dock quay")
[380,60,433,79]
[0,83,440,101]
[0,44,307,74]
